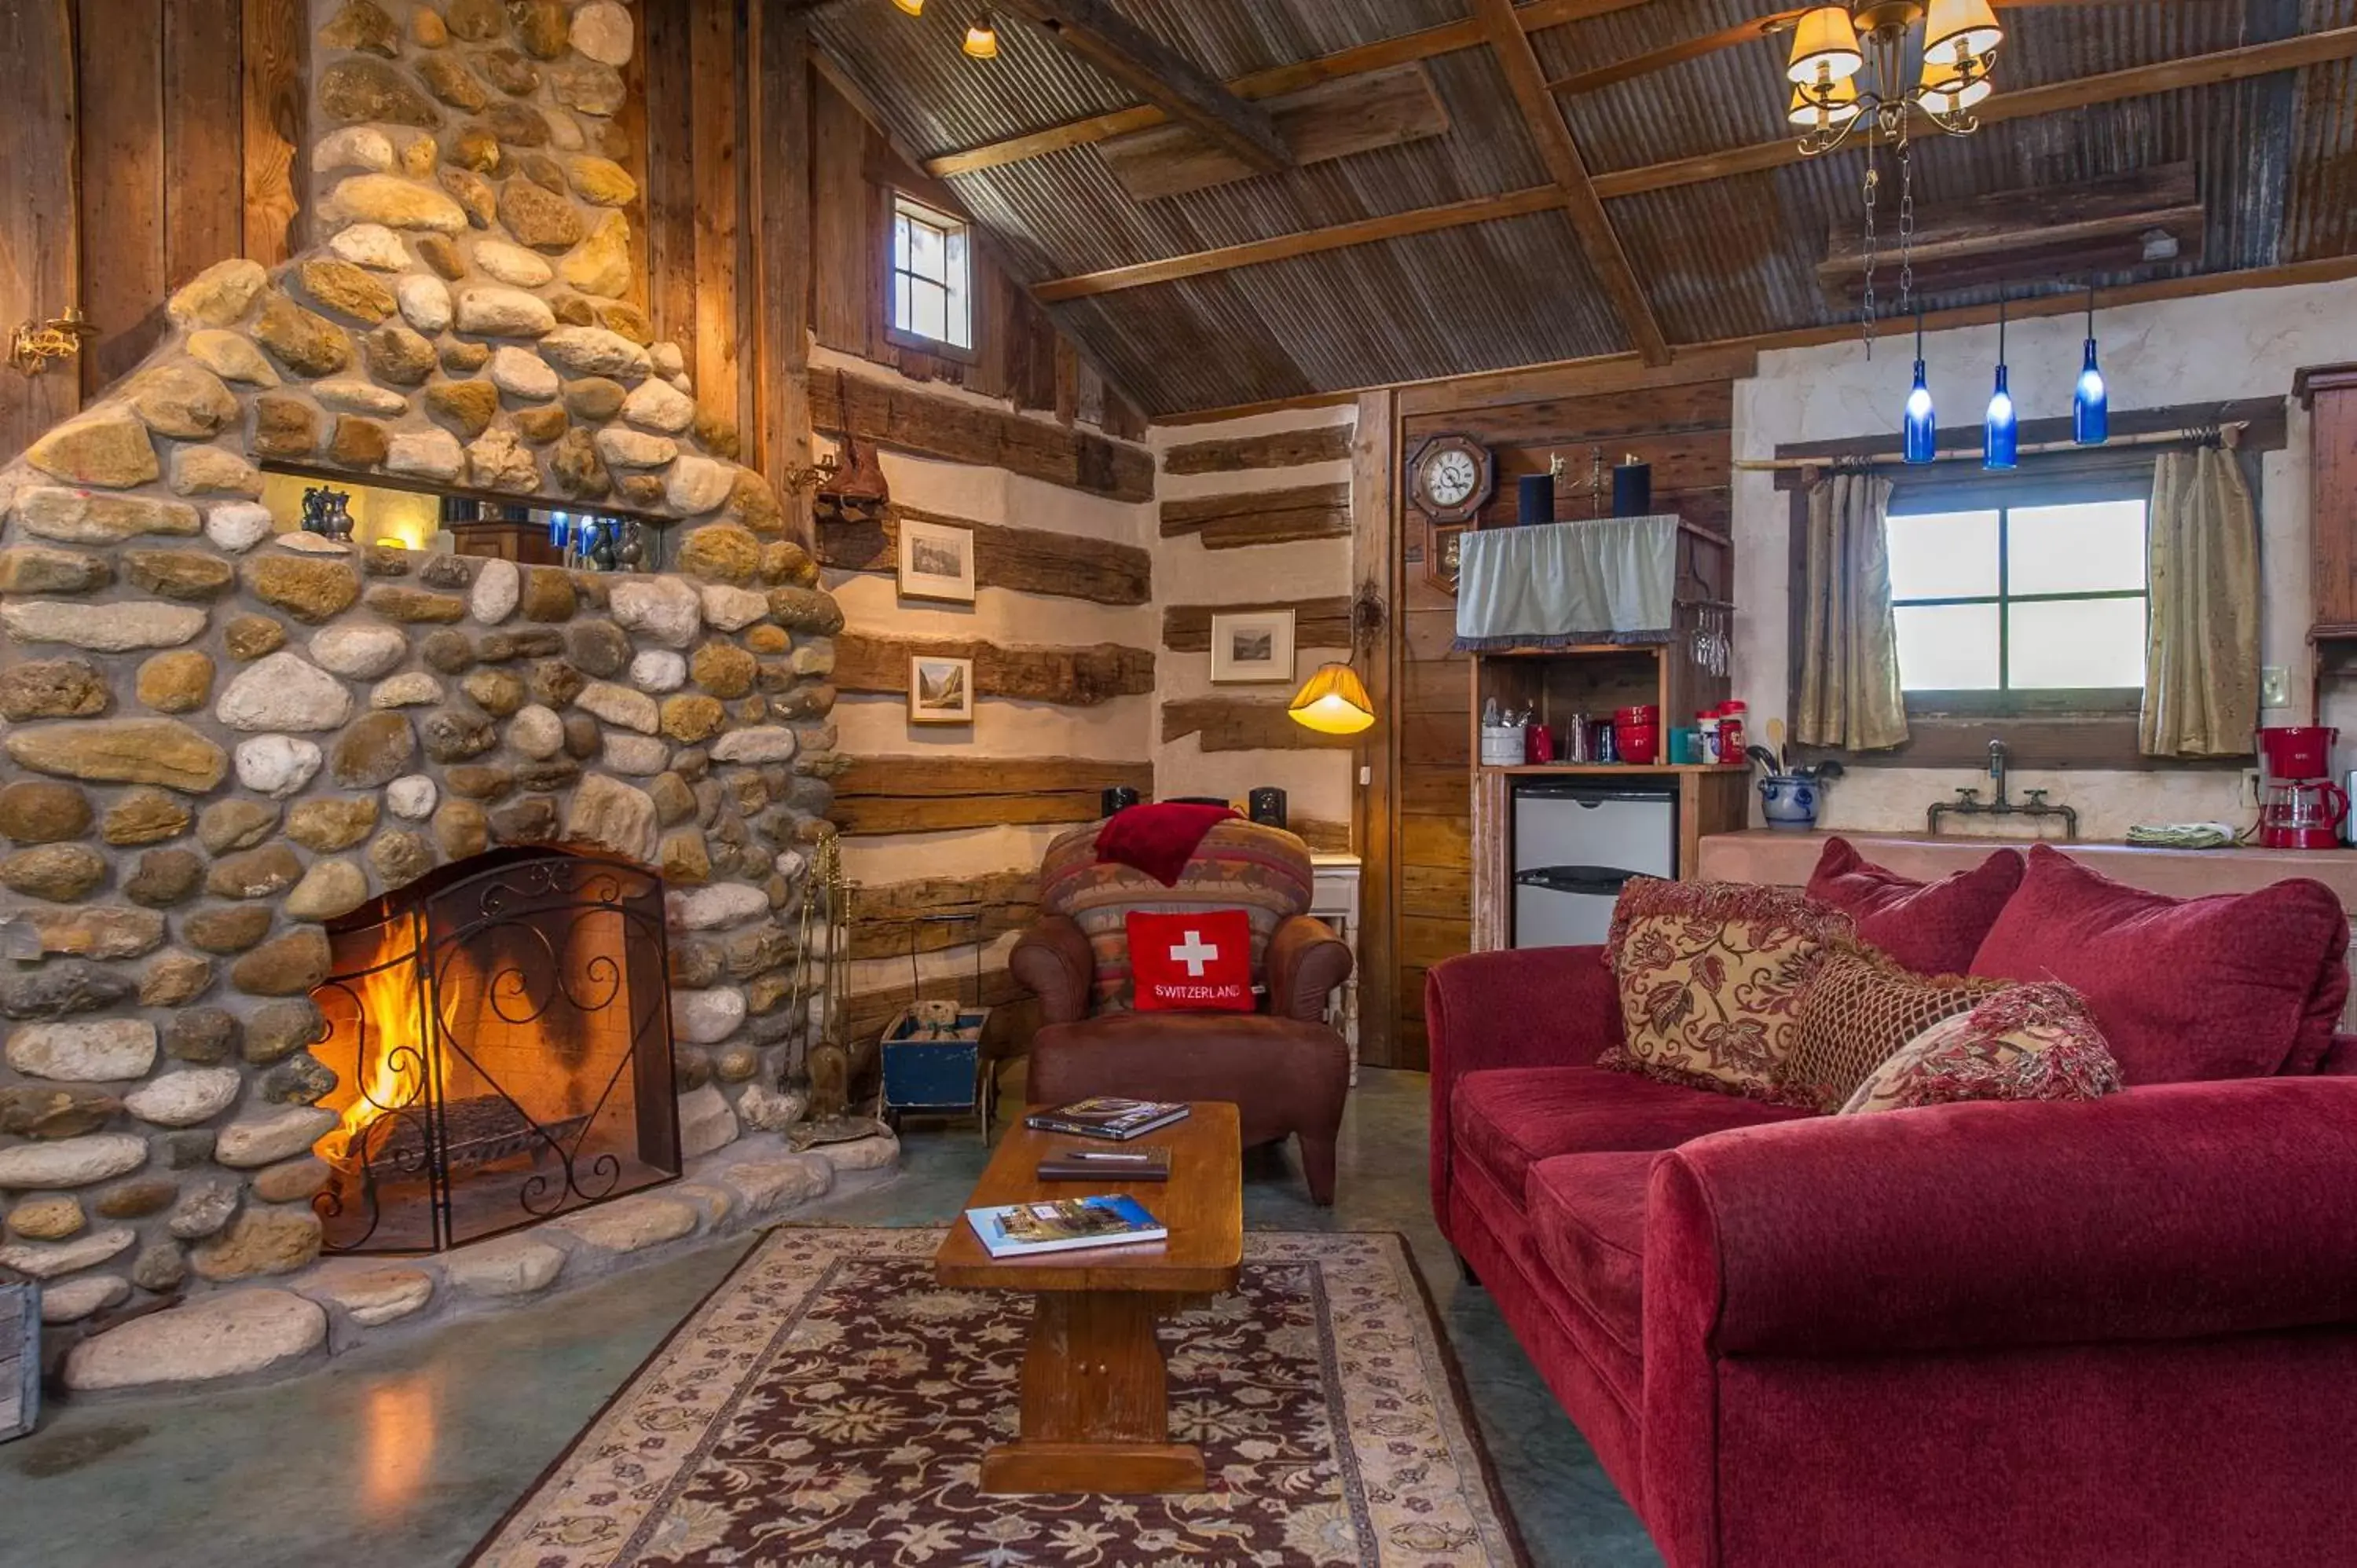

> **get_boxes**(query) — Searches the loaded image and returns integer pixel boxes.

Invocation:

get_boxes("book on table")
[1023,1097,1190,1141]
[966,1194,1168,1258]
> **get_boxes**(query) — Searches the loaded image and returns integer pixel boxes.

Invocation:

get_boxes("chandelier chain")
[1860,134,1879,358]
[1897,127,1915,321]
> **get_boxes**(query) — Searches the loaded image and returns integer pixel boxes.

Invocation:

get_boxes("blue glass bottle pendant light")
[1983,298,2018,470]
[1903,310,1937,464]
[2074,283,2109,445]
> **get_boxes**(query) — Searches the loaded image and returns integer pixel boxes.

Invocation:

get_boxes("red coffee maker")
[2256,726,2348,849]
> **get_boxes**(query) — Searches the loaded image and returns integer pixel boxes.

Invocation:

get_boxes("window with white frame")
[890,193,973,352]
[1885,482,2150,710]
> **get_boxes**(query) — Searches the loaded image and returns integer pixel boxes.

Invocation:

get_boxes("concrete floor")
[0,1067,1659,1568]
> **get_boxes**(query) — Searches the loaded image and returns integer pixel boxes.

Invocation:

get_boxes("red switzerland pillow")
[1807,837,2024,976]
[1126,909,1255,1012]
[1969,844,2350,1083]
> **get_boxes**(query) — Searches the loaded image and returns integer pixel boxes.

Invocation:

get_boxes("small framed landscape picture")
[1208,608,1296,684]
[898,518,977,603]
[908,654,974,724]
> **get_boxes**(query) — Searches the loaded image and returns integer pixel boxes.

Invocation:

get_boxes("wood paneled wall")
[1373,370,1737,1067]
[0,0,305,463]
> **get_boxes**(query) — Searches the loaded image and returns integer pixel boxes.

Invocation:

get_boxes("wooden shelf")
[1479,764,1749,776]
[1476,641,1670,658]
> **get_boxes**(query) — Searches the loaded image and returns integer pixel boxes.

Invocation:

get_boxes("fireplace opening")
[306,846,681,1255]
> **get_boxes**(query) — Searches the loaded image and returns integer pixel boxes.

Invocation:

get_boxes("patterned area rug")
[469,1228,1528,1566]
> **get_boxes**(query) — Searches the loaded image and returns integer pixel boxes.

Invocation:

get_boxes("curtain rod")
[1735,420,2247,472]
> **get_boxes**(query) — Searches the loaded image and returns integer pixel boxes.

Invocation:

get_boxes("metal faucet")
[1925,738,2079,840]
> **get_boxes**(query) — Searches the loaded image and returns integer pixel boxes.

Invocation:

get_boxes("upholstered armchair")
[1010,816,1354,1203]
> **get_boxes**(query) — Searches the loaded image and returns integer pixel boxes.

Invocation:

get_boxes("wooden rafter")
[923,0,1649,178]
[1029,27,2357,302]
[1468,0,1667,365]
[1032,186,1564,302]
[997,0,1291,175]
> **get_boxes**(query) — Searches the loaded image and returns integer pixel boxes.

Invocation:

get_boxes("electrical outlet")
[2261,665,2290,708]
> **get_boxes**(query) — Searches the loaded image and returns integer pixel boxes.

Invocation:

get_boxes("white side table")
[1309,853,1363,1085]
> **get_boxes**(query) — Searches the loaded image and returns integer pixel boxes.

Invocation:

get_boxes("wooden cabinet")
[1464,640,1749,954]
[2299,363,2357,641]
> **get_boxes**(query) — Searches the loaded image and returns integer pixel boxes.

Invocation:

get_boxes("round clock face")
[1424,449,1479,507]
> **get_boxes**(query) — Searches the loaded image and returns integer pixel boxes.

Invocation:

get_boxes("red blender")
[2256,726,2348,849]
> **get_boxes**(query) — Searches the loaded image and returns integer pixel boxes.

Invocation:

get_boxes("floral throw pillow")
[1838,982,2123,1115]
[1600,877,1855,1099]
[1776,942,2014,1112]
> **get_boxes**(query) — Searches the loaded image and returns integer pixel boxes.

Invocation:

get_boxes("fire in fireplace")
[306,846,681,1254]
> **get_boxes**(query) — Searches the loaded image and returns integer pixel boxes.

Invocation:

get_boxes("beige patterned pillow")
[1840,983,2123,1115]
[1776,943,2011,1112]
[1600,877,1854,1099]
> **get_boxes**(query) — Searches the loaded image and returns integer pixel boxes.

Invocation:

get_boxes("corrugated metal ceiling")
[809,0,2357,416]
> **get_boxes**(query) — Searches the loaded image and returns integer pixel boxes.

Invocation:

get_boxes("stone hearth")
[0,0,882,1391]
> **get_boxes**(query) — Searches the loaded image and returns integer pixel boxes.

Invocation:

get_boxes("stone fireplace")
[311,844,680,1255]
[0,0,891,1394]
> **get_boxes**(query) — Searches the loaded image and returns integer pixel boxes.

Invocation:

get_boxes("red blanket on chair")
[1094,802,1237,888]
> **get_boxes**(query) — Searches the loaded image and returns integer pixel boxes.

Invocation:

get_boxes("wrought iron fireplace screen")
[308,845,680,1255]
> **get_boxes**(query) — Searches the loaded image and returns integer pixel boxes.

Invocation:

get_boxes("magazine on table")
[1023,1097,1190,1141]
[965,1194,1168,1258]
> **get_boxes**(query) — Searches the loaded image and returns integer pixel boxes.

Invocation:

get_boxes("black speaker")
[1248,786,1288,829]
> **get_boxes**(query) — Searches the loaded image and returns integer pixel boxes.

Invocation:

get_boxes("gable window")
[1886,482,2150,714]
[889,193,972,353]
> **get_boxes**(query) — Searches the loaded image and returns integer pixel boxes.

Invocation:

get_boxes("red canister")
[1617,720,1660,764]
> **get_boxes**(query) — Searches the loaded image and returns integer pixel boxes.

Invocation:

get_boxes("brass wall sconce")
[9,307,98,377]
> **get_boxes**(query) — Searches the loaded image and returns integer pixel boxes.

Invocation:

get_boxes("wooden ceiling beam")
[922,0,1648,179]
[1162,254,2357,424]
[1031,185,1567,302]
[1468,0,1668,365]
[996,0,1292,175]
[1032,27,2357,301]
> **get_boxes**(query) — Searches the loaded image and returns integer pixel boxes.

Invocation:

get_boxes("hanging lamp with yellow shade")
[962,13,999,57]
[1288,662,1376,736]
[1287,583,1384,737]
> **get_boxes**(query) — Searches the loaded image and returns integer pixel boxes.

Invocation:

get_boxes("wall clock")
[1406,433,1494,524]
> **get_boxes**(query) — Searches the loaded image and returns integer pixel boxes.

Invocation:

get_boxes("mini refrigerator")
[1512,778,1678,949]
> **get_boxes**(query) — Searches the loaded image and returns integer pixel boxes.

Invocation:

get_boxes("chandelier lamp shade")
[962,13,999,57]
[1784,2,2001,155]
[890,0,922,14]
[1904,313,1938,464]
[1984,299,2018,471]
[2076,285,2110,446]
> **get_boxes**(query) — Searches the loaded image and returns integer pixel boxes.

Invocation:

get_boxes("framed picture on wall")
[908,655,974,724]
[898,518,977,603]
[1208,609,1296,684]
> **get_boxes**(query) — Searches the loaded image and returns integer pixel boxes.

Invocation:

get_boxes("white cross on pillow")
[1169,929,1220,976]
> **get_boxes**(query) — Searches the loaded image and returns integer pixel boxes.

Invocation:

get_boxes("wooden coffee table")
[935,1101,1242,1495]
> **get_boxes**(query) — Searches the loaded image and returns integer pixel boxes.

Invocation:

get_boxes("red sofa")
[1428,849,2357,1568]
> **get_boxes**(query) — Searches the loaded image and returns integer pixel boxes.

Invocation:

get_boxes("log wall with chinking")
[1151,407,1362,859]
[814,401,1159,1063]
